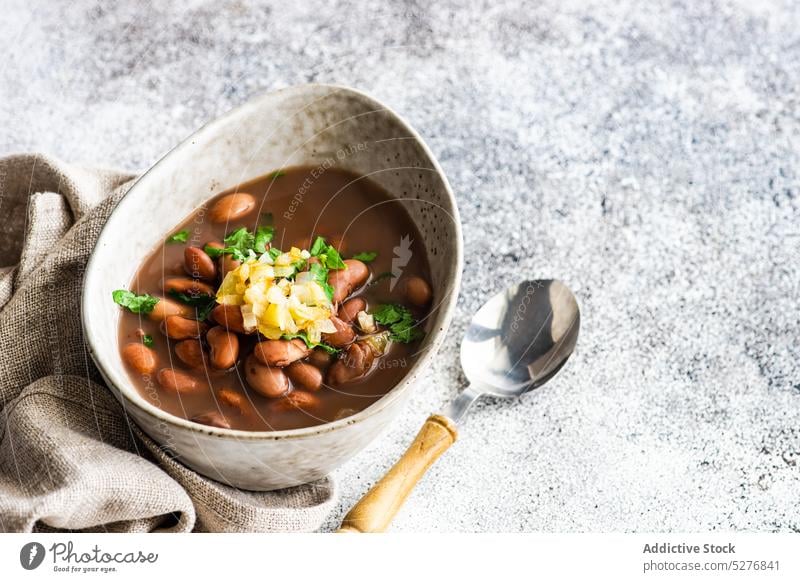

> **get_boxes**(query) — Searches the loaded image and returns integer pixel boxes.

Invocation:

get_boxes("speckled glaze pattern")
[82,84,463,491]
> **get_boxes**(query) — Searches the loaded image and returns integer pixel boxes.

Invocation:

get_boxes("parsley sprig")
[351,251,377,263]
[281,331,340,354]
[204,215,274,262]
[112,290,159,314]
[166,230,189,244]
[372,304,424,343]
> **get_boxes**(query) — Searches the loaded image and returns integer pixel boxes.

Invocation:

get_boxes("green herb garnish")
[203,244,222,258]
[269,170,285,179]
[268,247,282,260]
[254,225,274,254]
[281,331,339,354]
[222,227,255,261]
[167,290,217,321]
[373,304,424,343]
[166,230,189,244]
[112,290,159,314]
[142,334,154,348]
[352,251,377,263]
[310,236,346,270]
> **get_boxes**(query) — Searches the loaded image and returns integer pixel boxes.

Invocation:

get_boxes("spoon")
[337,279,581,532]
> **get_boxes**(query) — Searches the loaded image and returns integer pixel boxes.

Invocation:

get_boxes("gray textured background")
[2,0,798,532]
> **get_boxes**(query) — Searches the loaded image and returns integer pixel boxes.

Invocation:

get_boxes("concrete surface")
[1,0,798,531]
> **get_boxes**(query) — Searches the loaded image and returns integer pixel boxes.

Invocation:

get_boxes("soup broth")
[116,166,433,431]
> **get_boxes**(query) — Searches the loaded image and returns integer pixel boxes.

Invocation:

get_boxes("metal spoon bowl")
[447,279,581,421]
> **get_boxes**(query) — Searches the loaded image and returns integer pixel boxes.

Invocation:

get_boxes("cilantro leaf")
[373,304,424,343]
[309,236,346,270]
[352,251,377,263]
[281,331,339,354]
[112,290,159,314]
[254,225,274,253]
[142,334,154,348]
[168,290,217,321]
[166,230,189,244]
[268,247,282,260]
[310,236,327,256]
[322,245,346,270]
[223,227,254,261]
[269,170,285,179]
[204,244,224,259]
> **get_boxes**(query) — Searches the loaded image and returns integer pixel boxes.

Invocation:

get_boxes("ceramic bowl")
[82,84,463,490]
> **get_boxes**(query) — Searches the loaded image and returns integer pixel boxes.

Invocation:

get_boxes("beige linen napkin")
[0,154,336,532]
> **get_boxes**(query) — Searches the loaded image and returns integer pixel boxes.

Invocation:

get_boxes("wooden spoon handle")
[337,414,458,533]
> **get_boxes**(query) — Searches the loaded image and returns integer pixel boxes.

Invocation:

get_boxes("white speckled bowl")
[82,84,462,491]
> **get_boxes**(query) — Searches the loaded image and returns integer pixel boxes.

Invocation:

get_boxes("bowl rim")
[81,83,463,441]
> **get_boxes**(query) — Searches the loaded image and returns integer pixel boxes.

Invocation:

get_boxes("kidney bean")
[285,361,323,392]
[403,276,433,307]
[245,355,290,398]
[253,339,309,367]
[322,316,356,348]
[157,368,199,393]
[191,411,230,429]
[307,348,332,368]
[327,341,376,386]
[184,246,217,281]
[269,390,320,413]
[174,339,207,368]
[147,297,192,322]
[217,388,246,414]
[210,304,249,334]
[121,342,158,375]
[328,259,369,303]
[162,315,208,340]
[207,326,239,370]
[339,297,366,323]
[164,277,215,297]
[208,193,256,223]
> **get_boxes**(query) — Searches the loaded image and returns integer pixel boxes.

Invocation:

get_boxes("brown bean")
[164,277,215,297]
[217,388,246,414]
[253,339,309,367]
[191,411,230,429]
[328,259,369,303]
[184,246,217,281]
[210,304,249,334]
[174,339,207,368]
[162,315,208,340]
[121,342,158,375]
[307,348,333,368]
[269,390,320,413]
[147,297,192,322]
[207,326,239,370]
[327,341,375,386]
[285,361,323,392]
[322,316,356,348]
[208,193,256,223]
[245,355,289,398]
[157,368,199,393]
[339,297,366,323]
[403,276,433,307]
[220,255,241,278]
